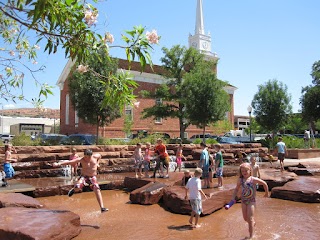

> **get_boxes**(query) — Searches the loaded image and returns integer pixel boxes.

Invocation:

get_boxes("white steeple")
[195,0,205,35]
[189,0,218,59]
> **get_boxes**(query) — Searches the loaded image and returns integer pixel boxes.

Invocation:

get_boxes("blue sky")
[3,0,320,116]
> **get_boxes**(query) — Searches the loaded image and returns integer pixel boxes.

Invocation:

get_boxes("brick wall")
[59,60,235,138]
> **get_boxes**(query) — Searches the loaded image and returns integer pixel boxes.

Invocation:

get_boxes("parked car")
[39,134,67,146]
[189,134,216,142]
[1,134,15,143]
[216,136,240,144]
[60,134,97,145]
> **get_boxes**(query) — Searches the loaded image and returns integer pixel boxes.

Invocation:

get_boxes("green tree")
[68,50,138,143]
[283,113,308,134]
[212,119,233,135]
[244,118,267,134]
[300,61,320,123]
[141,45,205,139]
[0,0,158,105]
[251,79,292,134]
[181,60,230,142]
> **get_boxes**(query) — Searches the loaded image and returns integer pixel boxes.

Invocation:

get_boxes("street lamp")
[247,105,253,142]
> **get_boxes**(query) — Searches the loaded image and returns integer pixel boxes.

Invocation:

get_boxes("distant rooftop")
[0,108,59,119]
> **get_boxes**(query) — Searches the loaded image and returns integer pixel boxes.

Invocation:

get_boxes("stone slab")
[271,176,320,203]
[0,193,43,208]
[130,181,167,205]
[0,207,81,240]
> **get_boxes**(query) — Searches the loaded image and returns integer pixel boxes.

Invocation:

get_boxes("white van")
[1,134,15,143]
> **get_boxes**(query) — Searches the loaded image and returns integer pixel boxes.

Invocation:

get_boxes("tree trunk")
[96,117,100,145]
[202,126,206,143]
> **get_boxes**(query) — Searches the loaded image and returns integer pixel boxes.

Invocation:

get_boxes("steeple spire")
[195,0,204,35]
[188,0,218,59]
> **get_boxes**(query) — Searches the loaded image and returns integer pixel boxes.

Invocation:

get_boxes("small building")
[10,123,52,136]
[234,115,250,130]
[0,116,58,135]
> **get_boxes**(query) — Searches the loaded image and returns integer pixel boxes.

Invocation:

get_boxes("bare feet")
[189,218,193,225]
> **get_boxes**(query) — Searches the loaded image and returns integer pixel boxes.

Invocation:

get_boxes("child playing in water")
[3,144,17,179]
[214,144,224,189]
[234,149,247,163]
[53,149,108,213]
[174,143,186,172]
[143,142,152,178]
[230,163,269,239]
[185,168,208,228]
[133,143,144,178]
[250,156,260,178]
[0,165,7,187]
[69,148,80,181]
[181,169,192,186]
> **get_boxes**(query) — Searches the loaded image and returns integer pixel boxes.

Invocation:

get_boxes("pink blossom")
[77,64,89,73]
[146,30,159,44]
[104,32,114,44]
[9,50,15,56]
[84,8,98,27]
[133,101,140,108]
[34,45,40,50]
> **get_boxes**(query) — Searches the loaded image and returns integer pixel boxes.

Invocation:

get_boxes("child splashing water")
[230,163,269,239]
[3,144,17,184]
[69,148,80,181]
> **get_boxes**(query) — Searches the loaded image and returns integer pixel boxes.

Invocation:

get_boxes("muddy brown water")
[37,174,320,240]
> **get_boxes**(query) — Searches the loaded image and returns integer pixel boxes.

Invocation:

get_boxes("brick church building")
[57,0,237,139]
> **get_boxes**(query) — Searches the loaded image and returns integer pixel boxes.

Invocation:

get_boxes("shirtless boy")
[54,149,107,213]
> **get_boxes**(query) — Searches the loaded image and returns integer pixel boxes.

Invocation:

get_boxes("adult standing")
[275,137,287,172]
[53,149,108,213]
[152,138,169,178]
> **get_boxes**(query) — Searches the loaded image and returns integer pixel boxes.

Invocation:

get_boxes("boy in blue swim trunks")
[3,144,17,180]
[185,168,208,228]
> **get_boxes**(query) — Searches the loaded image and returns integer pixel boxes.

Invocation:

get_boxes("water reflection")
[39,181,320,240]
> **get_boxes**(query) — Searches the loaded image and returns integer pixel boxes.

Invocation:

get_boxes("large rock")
[260,168,298,189]
[288,162,320,176]
[0,193,43,208]
[162,185,233,215]
[130,181,167,205]
[271,176,320,203]
[0,207,81,240]
[124,177,152,191]
[202,188,234,215]
[34,185,63,198]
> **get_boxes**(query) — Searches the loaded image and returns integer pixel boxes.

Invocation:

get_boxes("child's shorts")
[4,163,15,178]
[216,167,223,177]
[190,199,202,215]
[143,160,150,171]
[134,161,143,169]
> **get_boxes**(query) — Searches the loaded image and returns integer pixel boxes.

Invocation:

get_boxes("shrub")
[192,138,218,145]
[12,133,40,146]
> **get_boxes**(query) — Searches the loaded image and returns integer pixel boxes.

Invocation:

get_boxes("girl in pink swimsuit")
[229,163,269,239]
[174,144,186,172]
